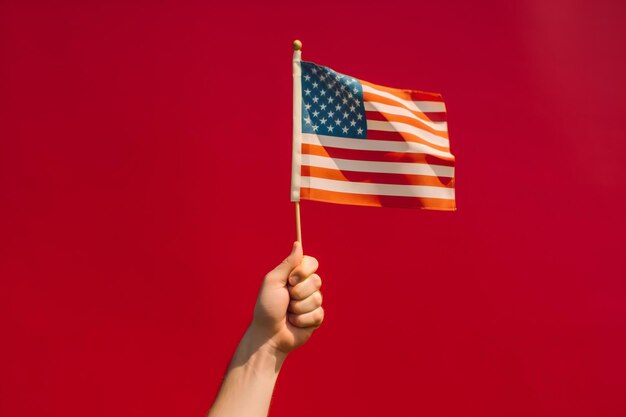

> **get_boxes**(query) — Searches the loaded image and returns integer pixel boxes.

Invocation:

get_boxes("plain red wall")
[1,1,625,416]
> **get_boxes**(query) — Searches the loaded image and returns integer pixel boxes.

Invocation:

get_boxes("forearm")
[208,328,287,417]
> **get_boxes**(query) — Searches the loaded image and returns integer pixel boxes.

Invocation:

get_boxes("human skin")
[207,242,324,417]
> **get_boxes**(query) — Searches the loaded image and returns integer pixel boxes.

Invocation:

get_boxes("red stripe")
[363,91,448,123]
[364,128,451,154]
[364,128,404,142]
[423,112,447,122]
[364,106,448,124]
[301,143,455,167]
[365,110,448,138]
[300,188,456,210]
[366,126,450,154]
[301,166,455,187]
[360,79,445,102]
[365,109,447,125]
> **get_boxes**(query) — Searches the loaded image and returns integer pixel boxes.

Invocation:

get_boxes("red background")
[2,1,625,416]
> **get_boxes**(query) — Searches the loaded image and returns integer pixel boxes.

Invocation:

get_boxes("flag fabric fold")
[292,58,456,211]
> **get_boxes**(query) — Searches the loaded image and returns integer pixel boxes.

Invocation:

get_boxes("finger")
[289,273,322,300]
[265,242,303,287]
[288,255,319,286]
[288,307,324,328]
[288,290,323,314]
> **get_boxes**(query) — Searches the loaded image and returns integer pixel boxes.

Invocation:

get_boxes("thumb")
[265,241,303,286]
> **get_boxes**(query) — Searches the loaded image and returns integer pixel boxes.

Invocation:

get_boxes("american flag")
[291,59,455,211]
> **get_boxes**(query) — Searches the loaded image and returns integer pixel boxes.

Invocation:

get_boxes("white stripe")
[413,101,446,113]
[367,120,449,149]
[363,102,448,132]
[301,176,455,200]
[362,84,446,113]
[302,133,454,160]
[302,154,454,178]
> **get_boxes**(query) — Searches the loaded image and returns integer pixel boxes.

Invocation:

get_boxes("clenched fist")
[208,242,325,417]
[249,241,324,354]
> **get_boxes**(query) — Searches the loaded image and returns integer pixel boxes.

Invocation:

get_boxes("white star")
[349,105,356,112]
[328,111,335,118]
[356,113,363,120]
[342,98,348,105]
[357,127,364,135]
[304,74,311,81]
[304,88,311,96]
[305,103,311,110]
[343,111,349,119]
[342,126,349,134]
[312,110,320,117]
[319,74,326,81]
[335,119,342,126]
[320,104,327,110]
[320,117,327,124]
[312,124,319,131]
[328,97,334,103]
[348,92,353,99]
[312,81,319,89]
[327,125,334,133]
[304,116,311,124]
[335,90,341,97]
[350,119,356,126]
[312,96,319,103]
[335,104,341,111]
[353,87,358,94]
[311,67,318,74]
[321,90,327,97]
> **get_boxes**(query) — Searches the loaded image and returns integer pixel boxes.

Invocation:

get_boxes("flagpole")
[295,201,302,243]
[292,39,303,244]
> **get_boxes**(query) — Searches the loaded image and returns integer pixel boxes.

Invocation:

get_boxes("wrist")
[243,324,289,361]
[233,326,288,377]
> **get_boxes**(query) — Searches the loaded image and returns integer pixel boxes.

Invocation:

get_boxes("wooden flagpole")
[295,202,302,243]
[293,39,303,244]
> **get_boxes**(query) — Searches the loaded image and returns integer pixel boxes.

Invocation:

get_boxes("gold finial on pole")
[293,39,302,51]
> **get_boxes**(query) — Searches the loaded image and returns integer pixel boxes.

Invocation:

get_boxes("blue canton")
[301,61,367,139]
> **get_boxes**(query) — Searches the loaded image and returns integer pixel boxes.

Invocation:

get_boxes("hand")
[208,242,324,417]
[248,241,324,355]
